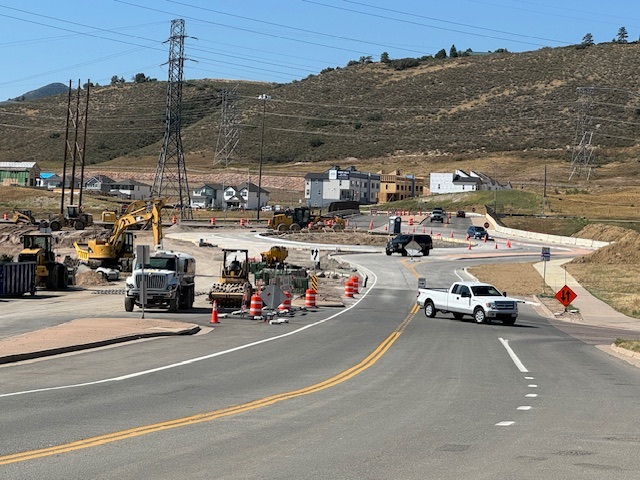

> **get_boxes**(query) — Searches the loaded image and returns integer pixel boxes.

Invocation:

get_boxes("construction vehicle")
[73,198,164,272]
[125,250,196,312]
[260,245,288,267]
[208,248,253,308]
[49,205,94,231]
[12,210,38,225]
[269,206,345,232]
[17,232,68,290]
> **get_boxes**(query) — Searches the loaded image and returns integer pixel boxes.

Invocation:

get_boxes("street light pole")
[257,94,271,221]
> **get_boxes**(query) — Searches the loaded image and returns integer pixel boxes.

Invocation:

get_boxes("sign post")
[541,247,551,293]
[310,248,320,269]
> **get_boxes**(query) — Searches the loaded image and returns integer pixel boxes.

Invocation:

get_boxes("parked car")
[456,210,466,218]
[467,225,488,239]
[261,205,273,211]
[385,234,432,256]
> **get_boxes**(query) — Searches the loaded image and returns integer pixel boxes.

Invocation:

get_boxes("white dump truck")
[416,281,519,325]
[124,250,196,312]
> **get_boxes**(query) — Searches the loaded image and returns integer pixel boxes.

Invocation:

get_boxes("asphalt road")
[1,231,640,479]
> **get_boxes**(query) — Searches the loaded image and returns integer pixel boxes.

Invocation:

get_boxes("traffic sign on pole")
[555,285,577,307]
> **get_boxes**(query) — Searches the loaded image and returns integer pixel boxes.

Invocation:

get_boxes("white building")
[305,166,380,207]
[430,169,510,194]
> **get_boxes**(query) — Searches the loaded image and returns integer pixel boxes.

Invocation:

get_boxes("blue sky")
[0,0,637,100]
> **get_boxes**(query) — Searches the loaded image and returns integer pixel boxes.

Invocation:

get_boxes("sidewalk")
[533,258,640,332]
[0,318,200,365]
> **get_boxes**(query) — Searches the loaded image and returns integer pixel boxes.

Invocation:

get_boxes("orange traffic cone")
[467,242,472,250]
[484,235,487,243]
[506,239,512,248]
[369,219,373,230]
[494,242,498,249]
[450,231,454,238]
[466,234,470,241]
[210,300,219,324]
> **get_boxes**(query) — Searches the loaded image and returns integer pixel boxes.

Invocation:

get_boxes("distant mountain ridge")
[7,82,68,102]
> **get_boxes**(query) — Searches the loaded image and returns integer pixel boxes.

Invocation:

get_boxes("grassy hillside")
[1,43,639,174]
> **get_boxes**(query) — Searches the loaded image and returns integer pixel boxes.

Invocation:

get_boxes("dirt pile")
[75,270,111,287]
[570,225,640,265]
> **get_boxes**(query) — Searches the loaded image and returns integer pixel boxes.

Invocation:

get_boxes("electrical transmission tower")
[213,85,240,167]
[152,19,192,220]
[569,87,596,180]
[60,79,90,213]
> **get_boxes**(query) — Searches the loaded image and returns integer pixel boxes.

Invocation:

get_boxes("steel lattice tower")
[569,87,596,180]
[213,85,240,167]
[152,19,192,220]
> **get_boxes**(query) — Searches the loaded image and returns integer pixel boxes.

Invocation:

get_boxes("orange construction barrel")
[210,217,216,225]
[305,289,317,308]
[249,294,263,317]
[344,280,354,298]
[350,275,359,294]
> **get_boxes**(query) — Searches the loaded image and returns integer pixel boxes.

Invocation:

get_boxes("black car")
[385,234,433,256]
[467,225,489,239]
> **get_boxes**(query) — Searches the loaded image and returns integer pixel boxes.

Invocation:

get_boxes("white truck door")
[449,284,472,313]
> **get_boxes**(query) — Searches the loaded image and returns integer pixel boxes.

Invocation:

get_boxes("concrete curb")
[0,325,201,365]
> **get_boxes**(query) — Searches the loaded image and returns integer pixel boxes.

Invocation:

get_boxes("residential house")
[84,174,116,194]
[37,172,62,189]
[429,169,510,194]
[108,179,152,201]
[222,182,269,210]
[191,183,224,209]
[305,166,380,208]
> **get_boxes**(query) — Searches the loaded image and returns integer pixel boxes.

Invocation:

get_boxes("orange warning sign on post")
[555,285,577,307]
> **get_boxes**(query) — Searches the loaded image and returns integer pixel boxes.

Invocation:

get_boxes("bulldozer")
[73,198,164,271]
[17,232,68,290]
[269,206,345,232]
[49,205,94,231]
[208,248,253,308]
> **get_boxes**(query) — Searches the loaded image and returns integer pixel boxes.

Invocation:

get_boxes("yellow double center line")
[0,313,415,466]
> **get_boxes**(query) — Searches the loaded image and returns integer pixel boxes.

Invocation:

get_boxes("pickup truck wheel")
[124,297,135,312]
[424,301,436,318]
[503,318,516,326]
[385,250,391,256]
[473,307,486,324]
[422,248,430,256]
[453,312,464,320]
[401,250,407,257]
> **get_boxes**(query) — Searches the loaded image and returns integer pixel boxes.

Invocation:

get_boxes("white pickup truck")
[416,281,519,325]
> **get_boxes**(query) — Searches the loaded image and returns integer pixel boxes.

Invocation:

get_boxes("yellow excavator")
[73,198,165,271]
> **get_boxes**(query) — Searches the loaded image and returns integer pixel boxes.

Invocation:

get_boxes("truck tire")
[45,266,58,290]
[50,220,62,231]
[453,312,464,320]
[57,265,68,289]
[74,220,85,230]
[401,250,407,257]
[169,292,179,312]
[124,296,135,312]
[385,250,391,256]
[289,223,301,231]
[424,301,436,318]
[422,248,430,256]
[503,318,516,326]
[474,307,486,324]
[277,223,288,232]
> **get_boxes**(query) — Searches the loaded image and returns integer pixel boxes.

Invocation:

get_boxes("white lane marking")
[526,393,538,398]
[0,267,378,398]
[498,338,529,373]
[525,376,534,380]
[517,406,532,411]
[528,384,538,388]
[495,421,515,426]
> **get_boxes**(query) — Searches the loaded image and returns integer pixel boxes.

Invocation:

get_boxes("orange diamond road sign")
[555,285,577,307]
